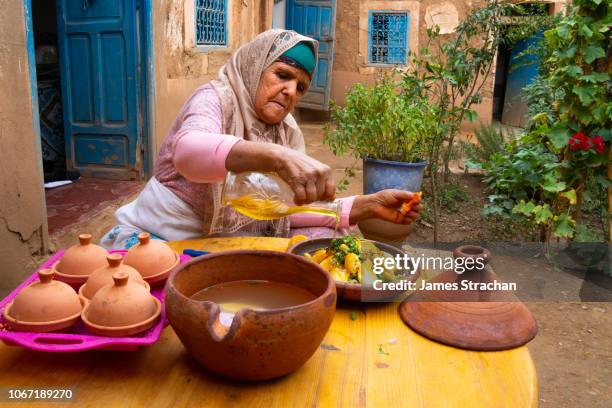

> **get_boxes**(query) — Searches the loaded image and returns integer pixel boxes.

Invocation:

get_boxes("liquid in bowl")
[190,280,316,326]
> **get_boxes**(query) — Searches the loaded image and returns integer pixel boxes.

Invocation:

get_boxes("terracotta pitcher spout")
[197,301,242,343]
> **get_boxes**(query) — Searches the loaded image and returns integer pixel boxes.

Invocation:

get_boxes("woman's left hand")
[349,190,423,225]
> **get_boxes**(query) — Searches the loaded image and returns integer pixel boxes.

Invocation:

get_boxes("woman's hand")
[274,148,336,205]
[349,190,423,225]
[226,141,336,204]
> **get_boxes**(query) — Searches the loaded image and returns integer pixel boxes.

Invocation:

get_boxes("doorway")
[284,0,336,111]
[492,42,511,122]
[27,0,153,240]
[30,0,151,182]
[31,0,68,183]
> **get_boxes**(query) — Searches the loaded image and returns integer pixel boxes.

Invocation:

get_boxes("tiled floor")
[45,177,144,235]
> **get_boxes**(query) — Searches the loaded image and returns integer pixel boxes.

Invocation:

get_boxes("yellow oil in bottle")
[228,195,339,221]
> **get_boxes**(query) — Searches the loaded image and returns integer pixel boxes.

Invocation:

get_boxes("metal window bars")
[370,12,408,64]
[196,0,227,46]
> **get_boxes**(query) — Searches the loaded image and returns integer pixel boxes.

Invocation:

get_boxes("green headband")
[279,42,316,76]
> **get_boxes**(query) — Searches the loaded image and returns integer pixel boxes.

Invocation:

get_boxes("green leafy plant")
[324,72,435,164]
[398,0,524,243]
[463,124,513,169]
[478,0,611,244]
[438,181,470,213]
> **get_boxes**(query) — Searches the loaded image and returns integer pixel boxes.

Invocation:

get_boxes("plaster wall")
[331,0,491,125]
[331,0,566,127]
[151,0,273,160]
[0,2,48,296]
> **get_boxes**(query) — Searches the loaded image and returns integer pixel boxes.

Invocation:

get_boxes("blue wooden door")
[56,0,141,180]
[286,0,336,110]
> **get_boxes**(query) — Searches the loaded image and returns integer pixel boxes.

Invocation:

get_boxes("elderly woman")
[101,29,421,249]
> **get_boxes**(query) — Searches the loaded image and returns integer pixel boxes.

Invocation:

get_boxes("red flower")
[569,132,589,151]
[592,135,606,154]
[568,138,580,151]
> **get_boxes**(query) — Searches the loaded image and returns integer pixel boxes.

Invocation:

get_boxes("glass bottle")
[222,171,342,222]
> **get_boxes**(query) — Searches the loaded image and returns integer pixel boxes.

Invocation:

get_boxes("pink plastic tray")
[0,250,190,352]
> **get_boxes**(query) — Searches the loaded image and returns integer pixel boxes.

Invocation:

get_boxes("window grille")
[368,12,409,65]
[195,0,227,46]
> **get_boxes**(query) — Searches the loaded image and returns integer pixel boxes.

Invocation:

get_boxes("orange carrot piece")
[400,192,422,215]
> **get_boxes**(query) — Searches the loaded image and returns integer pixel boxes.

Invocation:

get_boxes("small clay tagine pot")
[81,271,161,337]
[52,234,109,285]
[123,233,179,285]
[166,250,336,381]
[3,269,83,332]
[79,253,150,303]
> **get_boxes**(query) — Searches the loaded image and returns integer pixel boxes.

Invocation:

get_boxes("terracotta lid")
[79,254,150,302]
[123,233,179,284]
[3,269,83,332]
[399,245,538,351]
[53,234,108,284]
[81,271,161,337]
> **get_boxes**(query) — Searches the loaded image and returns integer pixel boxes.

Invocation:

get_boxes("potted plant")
[324,72,435,242]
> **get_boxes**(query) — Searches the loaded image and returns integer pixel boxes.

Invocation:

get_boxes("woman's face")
[254,62,311,125]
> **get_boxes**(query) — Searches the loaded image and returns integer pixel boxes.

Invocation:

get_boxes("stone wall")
[0,3,48,296]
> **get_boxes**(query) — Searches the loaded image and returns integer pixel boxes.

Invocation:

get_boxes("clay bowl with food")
[289,237,419,303]
[165,250,336,381]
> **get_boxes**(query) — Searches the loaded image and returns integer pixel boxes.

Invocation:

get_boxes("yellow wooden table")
[0,238,537,407]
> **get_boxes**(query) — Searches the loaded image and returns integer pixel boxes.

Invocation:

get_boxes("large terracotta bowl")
[165,250,336,381]
[289,238,419,302]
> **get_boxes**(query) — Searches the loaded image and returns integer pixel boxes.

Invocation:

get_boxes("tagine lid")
[3,269,82,325]
[53,234,108,277]
[123,233,179,279]
[80,254,149,301]
[399,245,538,351]
[82,272,161,335]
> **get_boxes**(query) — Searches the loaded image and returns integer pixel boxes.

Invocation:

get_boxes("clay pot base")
[3,302,82,333]
[399,245,537,351]
[141,253,180,286]
[399,267,538,351]
[399,299,538,351]
[81,297,162,337]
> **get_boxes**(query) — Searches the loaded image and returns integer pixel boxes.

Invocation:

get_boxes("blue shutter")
[368,11,409,65]
[195,0,228,46]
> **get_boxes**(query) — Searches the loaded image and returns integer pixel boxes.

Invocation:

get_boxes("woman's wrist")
[225,140,285,173]
[348,195,373,224]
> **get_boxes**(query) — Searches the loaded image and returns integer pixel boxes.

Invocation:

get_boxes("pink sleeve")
[172,87,240,183]
[289,196,356,229]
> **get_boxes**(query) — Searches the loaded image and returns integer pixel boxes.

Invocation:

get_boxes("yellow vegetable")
[287,234,308,250]
[344,252,361,279]
[330,266,349,282]
[311,248,329,263]
[319,255,337,272]
[339,244,350,253]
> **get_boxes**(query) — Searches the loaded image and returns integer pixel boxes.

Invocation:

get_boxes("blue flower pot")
[358,157,428,244]
[362,157,428,194]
